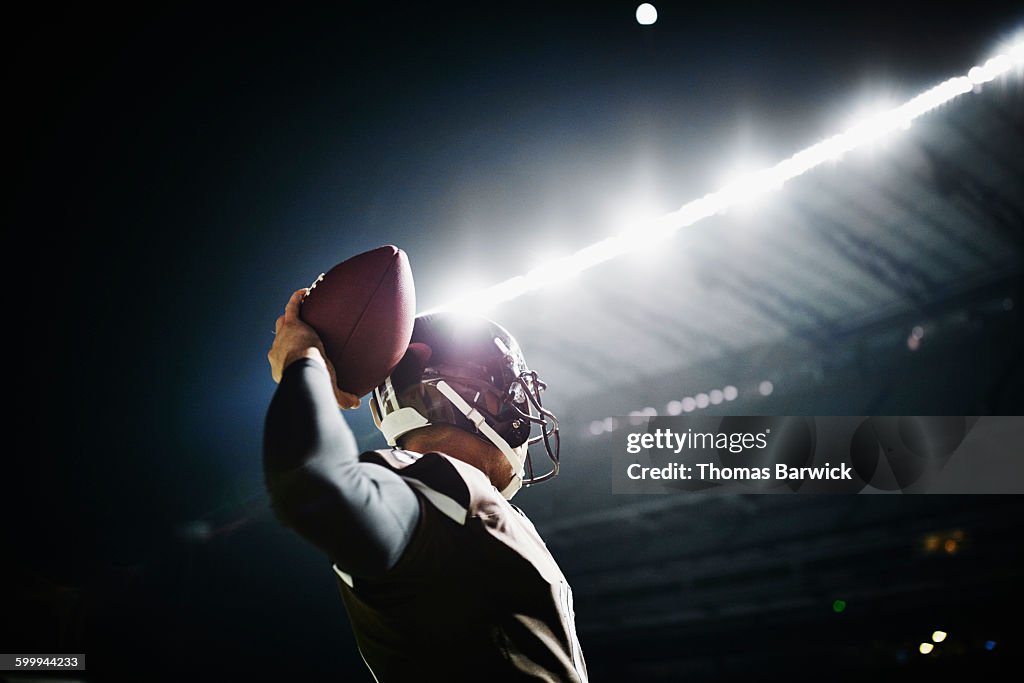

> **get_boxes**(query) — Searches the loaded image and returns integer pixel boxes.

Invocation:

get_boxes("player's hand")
[268,288,361,409]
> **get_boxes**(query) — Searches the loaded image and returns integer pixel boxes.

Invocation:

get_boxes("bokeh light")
[635,3,657,25]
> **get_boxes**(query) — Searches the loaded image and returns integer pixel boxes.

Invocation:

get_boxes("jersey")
[330,448,588,683]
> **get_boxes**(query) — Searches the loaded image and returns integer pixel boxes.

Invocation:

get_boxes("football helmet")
[369,312,559,499]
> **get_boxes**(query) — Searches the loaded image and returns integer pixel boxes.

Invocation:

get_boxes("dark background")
[6,2,1024,681]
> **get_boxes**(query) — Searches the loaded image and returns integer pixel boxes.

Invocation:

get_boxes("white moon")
[636,3,657,25]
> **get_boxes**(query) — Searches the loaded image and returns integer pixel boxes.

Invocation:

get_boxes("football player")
[264,288,588,682]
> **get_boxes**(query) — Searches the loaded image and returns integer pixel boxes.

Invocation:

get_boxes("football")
[299,245,416,397]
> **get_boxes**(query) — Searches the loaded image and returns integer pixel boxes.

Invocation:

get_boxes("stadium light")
[426,40,1023,316]
[585,380,757,435]
[636,4,658,26]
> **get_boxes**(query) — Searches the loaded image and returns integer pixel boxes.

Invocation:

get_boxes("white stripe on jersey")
[400,476,468,525]
[332,564,355,588]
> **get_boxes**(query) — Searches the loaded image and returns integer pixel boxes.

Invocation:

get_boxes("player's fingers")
[336,389,361,410]
[283,288,308,321]
[321,357,359,409]
[274,315,285,334]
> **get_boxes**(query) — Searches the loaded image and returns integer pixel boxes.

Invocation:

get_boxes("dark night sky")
[7,2,1024,680]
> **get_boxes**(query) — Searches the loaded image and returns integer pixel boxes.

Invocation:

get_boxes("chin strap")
[434,381,525,500]
[372,378,527,500]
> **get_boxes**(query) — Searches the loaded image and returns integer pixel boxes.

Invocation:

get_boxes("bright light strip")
[426,40,1023,315]
[586,382,744,435]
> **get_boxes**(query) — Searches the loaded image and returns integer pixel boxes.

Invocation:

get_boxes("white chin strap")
[373,379,527,499]
[434,381,525,499]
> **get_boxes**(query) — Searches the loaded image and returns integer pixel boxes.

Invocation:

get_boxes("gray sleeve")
[262,358,420,576]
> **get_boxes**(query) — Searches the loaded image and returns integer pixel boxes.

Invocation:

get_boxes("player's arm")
[262,289,420,577]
